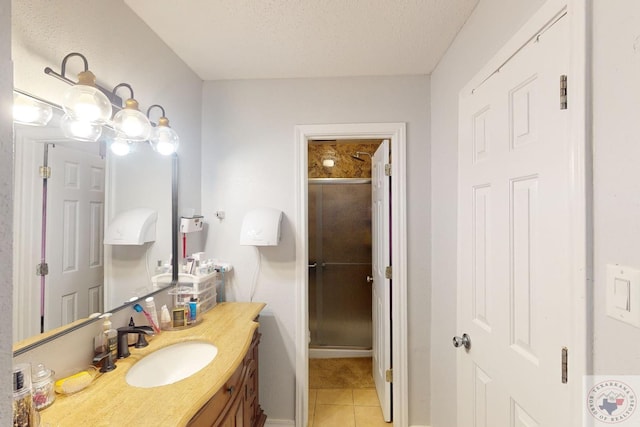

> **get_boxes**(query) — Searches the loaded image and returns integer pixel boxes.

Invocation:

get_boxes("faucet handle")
[92,351,116,373]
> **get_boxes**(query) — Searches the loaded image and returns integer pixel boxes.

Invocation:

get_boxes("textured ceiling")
[124,0,478,81]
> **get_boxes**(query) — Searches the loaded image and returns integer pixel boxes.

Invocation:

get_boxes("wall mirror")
[12,90,177,349]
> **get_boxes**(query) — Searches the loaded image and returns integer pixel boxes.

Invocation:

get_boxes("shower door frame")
[294,122,408,427]
[308,178,374,351]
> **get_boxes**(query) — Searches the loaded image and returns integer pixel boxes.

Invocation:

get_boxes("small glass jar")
[31,363,55,410]
[13,363,36,426]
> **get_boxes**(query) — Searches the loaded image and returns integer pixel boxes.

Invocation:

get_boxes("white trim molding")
[265,419,296,427]
[294,122,408,427]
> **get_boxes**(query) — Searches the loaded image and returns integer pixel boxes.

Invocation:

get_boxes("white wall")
[429,1,547,425]
[592,1,640,374]
[201,76,430,424]
[9,0,202,389]
[1,0,13,422]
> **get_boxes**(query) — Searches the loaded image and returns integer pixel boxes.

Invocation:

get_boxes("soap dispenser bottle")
[100,313,118,360]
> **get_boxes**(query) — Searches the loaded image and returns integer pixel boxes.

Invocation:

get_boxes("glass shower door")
[308,181,372,349]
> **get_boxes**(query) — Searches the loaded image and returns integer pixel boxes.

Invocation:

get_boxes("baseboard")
[265,419,428,427]
[308,348,373,358]
[265,419,295,427]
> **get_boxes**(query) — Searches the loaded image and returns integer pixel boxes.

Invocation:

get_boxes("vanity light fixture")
[147,105,180,156]
[112,83,152,142]
[12,91,53,126]
[45,53,114,124]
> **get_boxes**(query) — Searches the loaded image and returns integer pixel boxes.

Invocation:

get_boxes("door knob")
[366,276,374,283]
[452,333,471,350]
[308,262,317,268]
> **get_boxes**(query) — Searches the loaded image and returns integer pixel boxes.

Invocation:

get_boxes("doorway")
[295,123,408,427]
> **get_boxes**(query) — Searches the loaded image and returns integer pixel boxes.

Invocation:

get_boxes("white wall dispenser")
[104,208,158,245]
[240,208,283,246]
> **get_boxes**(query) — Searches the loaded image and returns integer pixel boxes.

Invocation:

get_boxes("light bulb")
[61,114,102,142]
[113,106,151,141]
[13,93,53,126]
[61,71,112,124]
[110,137,131,156]
[150,119,179,155]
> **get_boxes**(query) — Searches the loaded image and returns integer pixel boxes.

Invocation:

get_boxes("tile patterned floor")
[309,358,388,427]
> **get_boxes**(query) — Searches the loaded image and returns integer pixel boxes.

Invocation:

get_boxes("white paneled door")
[372,139,391,422]
[457,12,576,426]
[46,143,104,330]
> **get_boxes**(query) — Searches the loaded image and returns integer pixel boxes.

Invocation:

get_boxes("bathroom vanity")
[37,302,266,426]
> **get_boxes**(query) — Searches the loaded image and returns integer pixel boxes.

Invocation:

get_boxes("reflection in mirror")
[12,90,175,345]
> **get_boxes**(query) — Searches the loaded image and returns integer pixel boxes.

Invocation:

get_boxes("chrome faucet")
[116,326,154,358]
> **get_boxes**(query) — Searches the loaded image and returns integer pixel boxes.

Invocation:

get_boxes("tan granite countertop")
[39,302,265,427]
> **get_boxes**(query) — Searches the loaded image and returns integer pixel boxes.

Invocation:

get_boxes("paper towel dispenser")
[240,208,283,246]
[104,208,157,245]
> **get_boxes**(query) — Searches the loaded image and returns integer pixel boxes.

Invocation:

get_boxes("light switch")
[607,264,640,328]
[614,278,630,311]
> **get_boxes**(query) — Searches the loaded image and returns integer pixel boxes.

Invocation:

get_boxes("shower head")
[351,151,372,161]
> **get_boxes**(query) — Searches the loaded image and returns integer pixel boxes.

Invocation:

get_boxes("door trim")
[295,122,408,427]
[458,0,590,423]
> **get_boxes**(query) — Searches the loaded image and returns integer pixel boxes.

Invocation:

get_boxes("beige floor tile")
[309,389,317,419]
[314,404,356,427]
[354,405,388,427]
[352,388,380,406]
[316,388,354,405]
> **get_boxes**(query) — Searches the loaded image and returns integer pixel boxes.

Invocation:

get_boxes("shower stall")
[308,179,372,356]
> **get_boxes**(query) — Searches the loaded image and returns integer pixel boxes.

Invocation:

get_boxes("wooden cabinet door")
[219,393,244,427]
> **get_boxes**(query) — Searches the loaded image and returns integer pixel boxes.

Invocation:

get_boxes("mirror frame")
[12,90,179,356]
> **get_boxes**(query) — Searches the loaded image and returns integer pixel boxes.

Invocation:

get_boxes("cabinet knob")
[227,386,235,395]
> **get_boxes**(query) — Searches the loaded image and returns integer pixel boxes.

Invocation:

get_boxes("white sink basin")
[125,341,218,388]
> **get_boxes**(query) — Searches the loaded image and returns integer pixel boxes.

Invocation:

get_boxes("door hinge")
[560,75,568,110]
[385,266,392,279]
[39,166,51,179]
[561,347,568,384]
[36,263,49,276]
[385,369,393,383]
[384,163,391,176]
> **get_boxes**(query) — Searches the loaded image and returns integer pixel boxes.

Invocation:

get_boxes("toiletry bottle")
[144,297,160,332]
[100,313,118,361]
[94,328,105,356]
[160,305,171,330]
[189,297,198,323]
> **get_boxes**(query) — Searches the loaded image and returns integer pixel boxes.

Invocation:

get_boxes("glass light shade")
[150,125,179,156]
[113,108,151,141]
[61,114,102,142]
[110,137,132,156]
[13,93,53,126]
[62,84,112,123]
